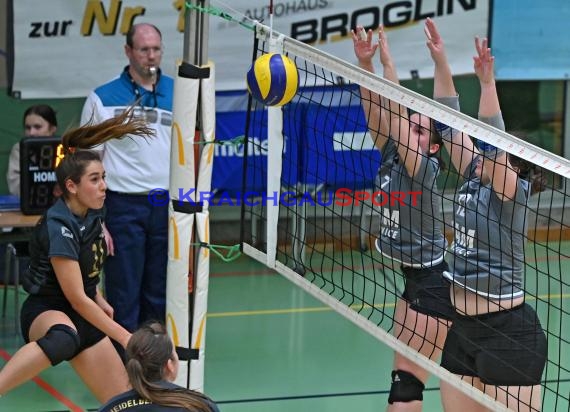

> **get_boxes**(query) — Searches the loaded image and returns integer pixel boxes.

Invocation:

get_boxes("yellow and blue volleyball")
[246,53,299,106]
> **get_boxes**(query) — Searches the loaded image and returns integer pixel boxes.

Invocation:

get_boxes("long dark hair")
[409,112,446,170]
[508,130,547,195]
[428,119,446,170]
[126,322,215,412]
[55,106,154,198]
[23,104,58,128]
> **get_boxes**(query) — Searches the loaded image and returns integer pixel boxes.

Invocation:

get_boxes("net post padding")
[167,62,198,388]
[190,63,216,391]
[166,61,216,391]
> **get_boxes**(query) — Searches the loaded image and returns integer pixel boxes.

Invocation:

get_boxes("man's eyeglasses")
[132,46,163,56]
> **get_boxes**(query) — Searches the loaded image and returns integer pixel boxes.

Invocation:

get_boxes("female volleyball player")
[424,18,547,411]
[99,322,219,411]
[352,25,454,411]
[0,108,153,403]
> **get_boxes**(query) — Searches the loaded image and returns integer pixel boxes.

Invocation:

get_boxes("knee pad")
[388,370,425,404]
[36,324,80,366]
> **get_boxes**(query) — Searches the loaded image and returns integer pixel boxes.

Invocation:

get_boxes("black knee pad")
[36,324,81,365]
[388,370,425,404]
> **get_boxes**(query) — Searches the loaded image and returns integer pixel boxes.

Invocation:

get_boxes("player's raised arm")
[352,26,389,151]
[425,17,477,176]
[473,37,518,201]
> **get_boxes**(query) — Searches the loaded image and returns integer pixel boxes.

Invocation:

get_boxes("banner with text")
[11,0,488,98]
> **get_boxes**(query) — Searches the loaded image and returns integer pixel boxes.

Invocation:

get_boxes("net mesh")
[240,24,570,411]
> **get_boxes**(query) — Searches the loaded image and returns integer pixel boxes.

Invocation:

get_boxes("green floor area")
[1,242,569,411]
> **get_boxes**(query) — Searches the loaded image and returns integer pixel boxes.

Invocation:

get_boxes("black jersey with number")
[22,198,106,299]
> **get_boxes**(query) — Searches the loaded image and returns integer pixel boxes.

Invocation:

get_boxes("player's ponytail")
[125,322,216,412]
[55,105,154,198]
[61,104,153,153]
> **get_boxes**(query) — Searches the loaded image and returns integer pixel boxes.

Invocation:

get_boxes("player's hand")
[352,26,378,66]
[377,25,394,69]
[473,37,495,85]
[424,17,447,65]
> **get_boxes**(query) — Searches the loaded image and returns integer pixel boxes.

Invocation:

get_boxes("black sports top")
[23,198,106,299]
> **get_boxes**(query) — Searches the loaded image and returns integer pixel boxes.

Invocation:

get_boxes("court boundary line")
[215,377,570,405]
[0,348,84,412]
[207,293,570,318]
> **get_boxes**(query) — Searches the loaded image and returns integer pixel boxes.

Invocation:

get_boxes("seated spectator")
[3,105,59,271]
[7,105,58,197]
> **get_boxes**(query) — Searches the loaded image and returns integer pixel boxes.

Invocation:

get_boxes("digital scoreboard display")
[19,136,64,215]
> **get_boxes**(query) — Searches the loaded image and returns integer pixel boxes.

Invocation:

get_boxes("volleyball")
[246,53,299,106]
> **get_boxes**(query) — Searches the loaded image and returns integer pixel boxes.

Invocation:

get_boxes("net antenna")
[241,21,570,411]
[166,0,216,392]
[269,0,274,39]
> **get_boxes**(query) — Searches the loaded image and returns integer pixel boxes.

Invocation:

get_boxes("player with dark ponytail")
[0,108,153,403]
[99,322,219,412]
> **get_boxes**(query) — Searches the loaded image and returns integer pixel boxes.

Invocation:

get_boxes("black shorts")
[20,294,106,356]
[440,303,547,386]
[401,260,455,321]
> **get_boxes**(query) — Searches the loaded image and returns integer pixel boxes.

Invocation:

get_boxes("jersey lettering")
[380,174,391,190]
[454,222,475,256]
[89,239,105,278]
[381,209,399,240]
[456,193,472,217]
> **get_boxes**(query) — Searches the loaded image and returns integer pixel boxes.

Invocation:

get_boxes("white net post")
[265,34,287,268]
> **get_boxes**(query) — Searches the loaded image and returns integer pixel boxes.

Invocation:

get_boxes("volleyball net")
[239,22,570,410]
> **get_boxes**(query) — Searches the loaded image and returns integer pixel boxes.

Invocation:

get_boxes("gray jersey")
[436,99,528,299]
[444,159,530,299]
[375,138,447,267]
